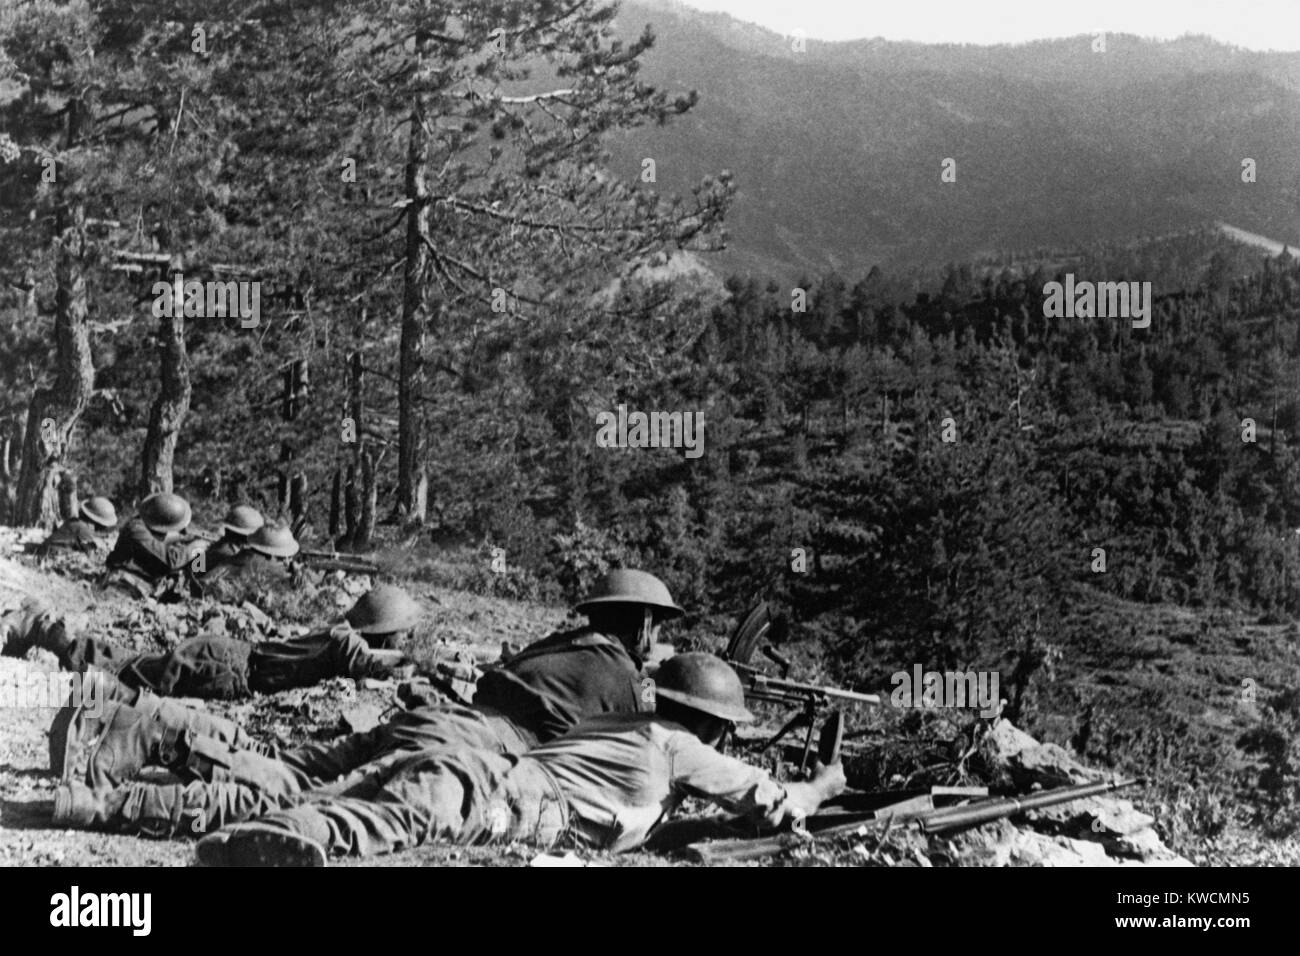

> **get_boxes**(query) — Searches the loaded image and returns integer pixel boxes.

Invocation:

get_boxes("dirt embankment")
[1,529,1294,867]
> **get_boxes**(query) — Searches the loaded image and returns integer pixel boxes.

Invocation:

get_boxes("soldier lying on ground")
[48,570,688,838]
[199,505,265,569]
[36,497,118,556]
[192,524,300,594]
[0,585,421,754]
[101,493,198,599]
[192,653,847,865]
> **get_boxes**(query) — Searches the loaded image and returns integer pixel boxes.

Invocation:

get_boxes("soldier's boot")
[48,668,140,775]
[196,823,327,867]
[0,600,67,659]
[54,780,206,838]
[0,607,34,657]
[51,674,272,779]
[69,700,188,789]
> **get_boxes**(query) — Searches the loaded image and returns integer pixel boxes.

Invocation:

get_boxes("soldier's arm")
[668,731,845,825]
[112,520,182,574]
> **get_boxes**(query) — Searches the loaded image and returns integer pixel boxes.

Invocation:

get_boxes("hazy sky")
[671,0,1300,51]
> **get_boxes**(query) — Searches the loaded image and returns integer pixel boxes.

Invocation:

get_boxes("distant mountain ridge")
[607,0,1300,280]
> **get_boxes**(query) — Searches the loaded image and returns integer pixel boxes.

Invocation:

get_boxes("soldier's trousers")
[52,630,383,700]
[192,703,533,795]
[225,748,570,858]
[111,704,537,836]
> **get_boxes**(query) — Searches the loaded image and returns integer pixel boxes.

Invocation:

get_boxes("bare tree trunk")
[343,348,364,547]
[289,471,307,527]
[329,467,342,539]
[357,449,377,549]
[277,441,292,513]
[139,307,192,496]
[0,426,14,523]
[17,100,95,527]
[57,472,77,522]
[396,93,431,525]
[344,462,359,546]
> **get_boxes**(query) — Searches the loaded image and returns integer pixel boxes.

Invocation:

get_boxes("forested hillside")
[3,0,1300,847]
[609,0,1300,277]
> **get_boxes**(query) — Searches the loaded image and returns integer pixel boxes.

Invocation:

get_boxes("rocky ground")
[0,527,1291,867]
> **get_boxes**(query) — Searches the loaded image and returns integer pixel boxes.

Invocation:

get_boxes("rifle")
[683,777,1143,864]
[295,549,380,575]
[723,602,880,774]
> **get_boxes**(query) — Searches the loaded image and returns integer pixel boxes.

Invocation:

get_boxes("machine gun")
[722,601,880,774]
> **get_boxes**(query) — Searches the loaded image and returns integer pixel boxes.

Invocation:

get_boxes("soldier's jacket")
[197,549,294,588]
[201,534,245,568]
[39,519,105,554]
[527,712,791,852]
[472,626,652,744]
[116,623,402,699]
[105,517,193,582]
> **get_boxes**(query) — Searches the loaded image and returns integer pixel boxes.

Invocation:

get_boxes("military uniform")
[54,572,697,849]
[83,703,537,837]
[3,607,400,700]
[116,623,402,699]
[40,518,106,554]
[199,546,292,584]
[61,628,652,835]
[204,713,791,859]
[103,518,194,596]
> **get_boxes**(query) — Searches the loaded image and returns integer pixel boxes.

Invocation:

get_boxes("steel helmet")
[220,504,265,537]
[139,493,191,535]
[79,497,118,529]
[652,652,754,723]
[345,585,422,635]
[247,524,300,558]
[574,569,684,620]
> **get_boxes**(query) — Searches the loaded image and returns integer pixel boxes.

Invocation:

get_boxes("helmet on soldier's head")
[139,493,191,535]
[220,504,264,537]
[346,585,422,636]
[574,569,684,620]
[79,497,117,529]
[247,524,299,558]
[652,652,754,723]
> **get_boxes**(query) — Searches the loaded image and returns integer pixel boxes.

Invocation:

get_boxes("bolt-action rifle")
[684,776,1144,864]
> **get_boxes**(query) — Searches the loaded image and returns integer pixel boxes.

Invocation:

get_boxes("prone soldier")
[194,653,847,865]
[101,493,197,599]
[37,497,118,556]
[199,505,265,569]
[49,570,689,838]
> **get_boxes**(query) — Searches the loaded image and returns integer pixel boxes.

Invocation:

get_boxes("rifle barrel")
[686,778,1143,862]
[920,778,1141,833]
[750,674,881,706]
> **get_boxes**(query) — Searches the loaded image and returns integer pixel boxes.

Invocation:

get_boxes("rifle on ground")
[176,529,377,573]
[295,549,380,575]
[682,777,1143,864]
[723,601,880,774]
